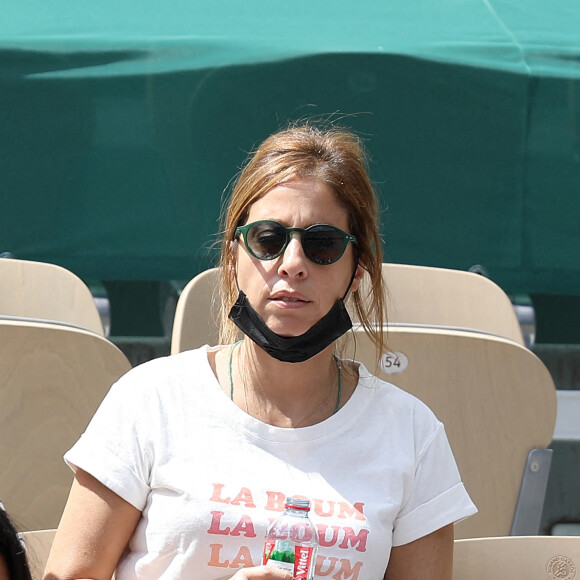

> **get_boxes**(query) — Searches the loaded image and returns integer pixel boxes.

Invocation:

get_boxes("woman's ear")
[228,240,238,278]
[350,263,365,293]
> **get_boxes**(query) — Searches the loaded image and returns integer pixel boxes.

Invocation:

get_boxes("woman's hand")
[227,566,292,579]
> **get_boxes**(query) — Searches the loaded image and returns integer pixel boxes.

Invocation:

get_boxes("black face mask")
[228,291,353,363]
[228,265,358,363]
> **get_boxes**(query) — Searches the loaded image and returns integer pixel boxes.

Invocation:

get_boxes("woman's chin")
[266,320,311,338]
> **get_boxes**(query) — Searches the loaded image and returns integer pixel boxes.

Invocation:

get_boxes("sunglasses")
[235,220,357,265]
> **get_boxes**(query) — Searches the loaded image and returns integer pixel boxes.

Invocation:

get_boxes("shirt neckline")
[198,344,378,444]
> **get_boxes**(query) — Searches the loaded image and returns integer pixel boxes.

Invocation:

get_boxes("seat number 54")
[380,351,409,374]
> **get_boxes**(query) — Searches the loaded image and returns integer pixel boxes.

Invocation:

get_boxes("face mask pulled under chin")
[228,291,353,363]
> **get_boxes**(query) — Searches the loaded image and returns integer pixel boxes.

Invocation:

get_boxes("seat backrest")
[170,264,524,354]
[20,529,57,580]
[373,264,524,345]
[171,268,221,354]
[344,325,557,539]
[0,320,132,530]
[0,258,104,335]
[453,535,580,579]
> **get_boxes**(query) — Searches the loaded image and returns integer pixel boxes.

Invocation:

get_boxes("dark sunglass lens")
[247,222,287,259]
[304,226,345,264]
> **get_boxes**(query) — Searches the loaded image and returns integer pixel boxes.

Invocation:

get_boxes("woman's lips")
[269,291,311,307]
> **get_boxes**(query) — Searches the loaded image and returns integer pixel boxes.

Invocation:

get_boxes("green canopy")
[1,0,579,296]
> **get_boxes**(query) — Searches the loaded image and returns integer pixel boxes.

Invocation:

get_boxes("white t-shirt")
[65,346,476,580]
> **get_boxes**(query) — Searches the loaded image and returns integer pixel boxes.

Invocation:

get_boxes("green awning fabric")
[1,0,579,295]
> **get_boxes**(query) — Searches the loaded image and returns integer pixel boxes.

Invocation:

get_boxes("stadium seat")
[0,319,131,530]
[344,325,556,538]
[21,529,56,580]
[0,257,105,335]
[453,535,580,579]
[374,263,524,345]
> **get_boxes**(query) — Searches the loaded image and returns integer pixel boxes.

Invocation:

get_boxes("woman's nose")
[278,232,308,278]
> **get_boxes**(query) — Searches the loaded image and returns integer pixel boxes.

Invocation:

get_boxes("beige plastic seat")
[453,535,580,579]
[171,268,221,353]
[0,319,132,530]
[376,263,524,345]
[171,264,524,354]
[20,529,56,580]
[0,258,104,335]
[344,325,557,539]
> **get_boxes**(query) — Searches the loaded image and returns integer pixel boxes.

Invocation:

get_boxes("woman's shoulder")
[354,360,442,429]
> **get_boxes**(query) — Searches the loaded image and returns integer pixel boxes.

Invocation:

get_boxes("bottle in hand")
[263,497,318,579]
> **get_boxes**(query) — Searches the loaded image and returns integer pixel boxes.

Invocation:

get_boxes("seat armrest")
[510,448,553,535]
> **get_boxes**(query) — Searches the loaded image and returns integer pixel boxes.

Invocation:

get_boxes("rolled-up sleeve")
[64,368,154,511]
[392,423,477,546]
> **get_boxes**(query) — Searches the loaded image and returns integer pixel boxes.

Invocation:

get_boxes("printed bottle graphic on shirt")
[263,497,318,579]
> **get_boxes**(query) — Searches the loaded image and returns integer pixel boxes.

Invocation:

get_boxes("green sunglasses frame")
[235,220,358,265]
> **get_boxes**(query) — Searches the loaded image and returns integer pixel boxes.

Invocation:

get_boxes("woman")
[45,124,476,580]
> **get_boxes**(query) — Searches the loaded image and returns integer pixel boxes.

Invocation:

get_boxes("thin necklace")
[228,340,342,423]
[228,339,243,400]
[332,355,343,414]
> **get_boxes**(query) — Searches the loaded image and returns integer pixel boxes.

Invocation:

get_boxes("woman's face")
[233,178,362,337]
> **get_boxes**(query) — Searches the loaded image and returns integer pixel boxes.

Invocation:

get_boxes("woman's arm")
[384,524,454,580]
[44,469,141,580]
